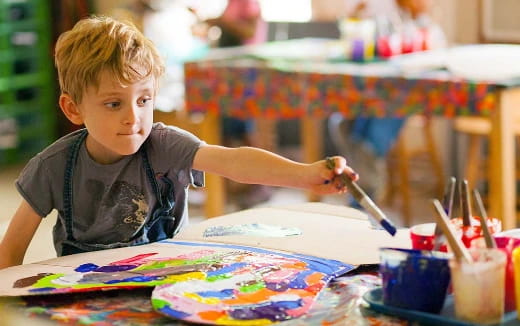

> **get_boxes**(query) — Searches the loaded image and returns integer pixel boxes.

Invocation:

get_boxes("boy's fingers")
[325,156,358,181]
[315,182,348,195]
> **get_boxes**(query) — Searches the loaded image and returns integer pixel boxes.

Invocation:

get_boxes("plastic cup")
[410,223,435,250]
[379,247,452,313]
[472,236,520,312]
[449,248,506,324]
[450,216,502,248]
[511,244,520,319]
[410,223,448,252]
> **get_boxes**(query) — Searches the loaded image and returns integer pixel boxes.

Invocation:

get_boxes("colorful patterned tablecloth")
[184,53,503,119]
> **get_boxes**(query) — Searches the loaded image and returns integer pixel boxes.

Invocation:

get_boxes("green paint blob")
[206,274,232,282]
[240,281,265,293]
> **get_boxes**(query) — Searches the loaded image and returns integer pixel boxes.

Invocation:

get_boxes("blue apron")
[61,130,177,256]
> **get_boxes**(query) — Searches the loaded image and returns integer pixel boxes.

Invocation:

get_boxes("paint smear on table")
[203,223,302,237]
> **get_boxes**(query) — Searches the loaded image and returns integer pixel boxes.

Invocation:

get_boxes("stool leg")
[395,135,412,226]
[381,148,397,206]
[465,134,483,190]
[424,118,445,198]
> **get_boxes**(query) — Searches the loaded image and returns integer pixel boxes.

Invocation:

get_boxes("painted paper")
[0,241,353,325]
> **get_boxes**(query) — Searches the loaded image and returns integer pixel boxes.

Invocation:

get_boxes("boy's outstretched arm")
[0,199,42,269]
[193,145,357,195]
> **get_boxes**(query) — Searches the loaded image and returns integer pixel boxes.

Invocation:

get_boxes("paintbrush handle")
[434,177,456,250]
[433,199,472,263]
[446,176,456,217]
[343,177,397,236]
[460,179,472,227]
[473,189,496,249]
[324,157,396,236]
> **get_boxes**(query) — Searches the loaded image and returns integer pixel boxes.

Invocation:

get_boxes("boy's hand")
[309,156,358,195]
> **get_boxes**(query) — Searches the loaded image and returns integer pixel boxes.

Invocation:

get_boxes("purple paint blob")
[229,303,291,322]
[265,281,290,292]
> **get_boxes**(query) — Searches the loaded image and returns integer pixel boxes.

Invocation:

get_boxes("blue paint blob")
[206,262,247,277]
[273,300,302,309]
[95,265,137,272]
[28,287,57,293]
[74,263,99,273]
[104,275,158,284]
[196,289,234,299]
[159,306,191,319]
[288,270,314,289]
[379,248,451,314]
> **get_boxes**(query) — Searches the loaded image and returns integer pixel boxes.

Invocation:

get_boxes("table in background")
[184,39,520,229]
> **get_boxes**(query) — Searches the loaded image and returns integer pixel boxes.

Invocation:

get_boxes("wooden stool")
[454,116,520,200]
[384,116,445,226]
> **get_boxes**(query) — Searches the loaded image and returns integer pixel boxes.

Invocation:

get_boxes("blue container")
[379,247,451,314]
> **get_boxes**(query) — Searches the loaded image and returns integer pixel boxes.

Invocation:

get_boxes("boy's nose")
[123,105,140,125]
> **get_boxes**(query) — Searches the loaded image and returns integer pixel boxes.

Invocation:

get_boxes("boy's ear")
[59,94,84,125]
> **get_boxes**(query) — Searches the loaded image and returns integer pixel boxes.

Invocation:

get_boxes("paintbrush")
[460,179,472,227]
[432,199,473,263]
[433,176,456,250]
[473,189,497,249]
[325,158,397,236]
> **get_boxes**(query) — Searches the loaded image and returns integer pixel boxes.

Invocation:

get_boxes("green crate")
[0,48,46,78]
[0,0,55,167]
[0,0,48,23]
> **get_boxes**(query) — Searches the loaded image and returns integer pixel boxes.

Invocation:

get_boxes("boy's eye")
[104,102,120,109]
[138,97,152,106]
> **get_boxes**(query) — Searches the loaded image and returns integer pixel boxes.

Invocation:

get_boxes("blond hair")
[55,16,165,104]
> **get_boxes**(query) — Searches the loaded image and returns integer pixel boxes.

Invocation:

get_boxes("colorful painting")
[0,241,353,325]
[5,274,407,326]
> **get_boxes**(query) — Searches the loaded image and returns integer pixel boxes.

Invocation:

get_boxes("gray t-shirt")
[16,122,204,255]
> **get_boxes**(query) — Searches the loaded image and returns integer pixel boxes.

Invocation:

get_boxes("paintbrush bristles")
[432,199,473,263]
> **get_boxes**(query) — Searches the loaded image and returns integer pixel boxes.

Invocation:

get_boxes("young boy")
[0,16,357,269]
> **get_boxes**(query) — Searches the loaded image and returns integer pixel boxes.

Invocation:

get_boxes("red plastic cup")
[410,223,436,250]
[450,216,502,247]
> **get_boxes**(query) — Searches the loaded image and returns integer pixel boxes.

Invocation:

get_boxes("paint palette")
[364,287,519,326]
[151,249,334,324]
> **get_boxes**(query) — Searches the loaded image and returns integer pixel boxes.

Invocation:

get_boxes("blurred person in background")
[193,0,272,208]
[330,0,446,204]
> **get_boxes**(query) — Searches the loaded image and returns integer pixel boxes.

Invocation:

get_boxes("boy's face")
[74,70,155,164]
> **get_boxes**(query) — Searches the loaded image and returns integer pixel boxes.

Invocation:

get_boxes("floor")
[0,153,438,264]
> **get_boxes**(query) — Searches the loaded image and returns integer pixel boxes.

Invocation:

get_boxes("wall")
[453,0,480,44]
